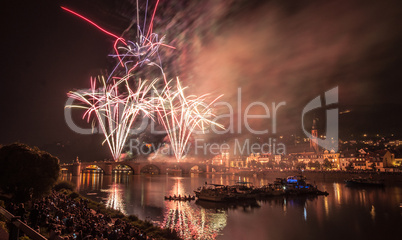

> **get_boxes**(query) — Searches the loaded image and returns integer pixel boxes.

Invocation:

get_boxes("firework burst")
[66,76,155,161]
[152,78,224,161]
[64,1,224,162]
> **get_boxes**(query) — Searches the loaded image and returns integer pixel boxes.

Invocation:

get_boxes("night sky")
[1,0,402,162]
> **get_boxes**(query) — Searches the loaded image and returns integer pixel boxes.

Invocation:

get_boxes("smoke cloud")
[160,0,402,136]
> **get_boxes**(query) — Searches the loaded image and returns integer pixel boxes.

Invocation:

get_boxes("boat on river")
[229,182,260,200]
[345,177,384,187]
[164,195,195,201]
[194,184,233,202]
[282,175,329,196]
[195,177,328,202]
[258,184,285,197]
[286,175,307,184]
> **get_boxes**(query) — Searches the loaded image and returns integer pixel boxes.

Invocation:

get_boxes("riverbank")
[235,170,402,185]
[1,187,181,240]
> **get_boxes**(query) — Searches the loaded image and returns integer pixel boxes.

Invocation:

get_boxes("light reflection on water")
[102,183,127,215]
[160,178,227,239]
[61,173,402,240]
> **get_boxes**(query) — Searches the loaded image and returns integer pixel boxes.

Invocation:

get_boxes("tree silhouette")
[323,158,333,170]
[308,161,321,170]
[345,162,354,171]
[369,162,376,171]
[295,162,306,170]
[0,143,60,201]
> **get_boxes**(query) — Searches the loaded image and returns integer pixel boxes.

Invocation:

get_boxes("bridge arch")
[81,164,105,173]
[113,164,135,174]
[140,164,161,175]
[189,165,206,173]
[210,166,227,173]
[166,164,184,175]
[60,166,69,171]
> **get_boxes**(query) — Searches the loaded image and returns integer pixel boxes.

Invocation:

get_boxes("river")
[61,172,402,240]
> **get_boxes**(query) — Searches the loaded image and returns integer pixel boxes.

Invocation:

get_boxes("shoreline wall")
[236,170,402,185]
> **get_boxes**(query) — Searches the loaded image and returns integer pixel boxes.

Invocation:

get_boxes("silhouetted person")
[16,203,26,222]
[6,202,16,214]
[29,204,39,227]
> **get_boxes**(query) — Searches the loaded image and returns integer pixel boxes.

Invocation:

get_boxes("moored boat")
[228,182,259,200]
[164,195,195,201]
[194,177,329,202]
[282,175,328,196]
[258,184,285,197]
[194,184,233,202]
[345,177,384,187]
[286,175,307,184]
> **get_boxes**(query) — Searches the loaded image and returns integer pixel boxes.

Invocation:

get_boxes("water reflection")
[112,172,131,184]
[161,178,228,239]
[60,172,103,191]
[195,199,260,211]
[162,200,227,239]
[370,205,375,221]
[61,173,402,240]
[82,172,103,190]
[102,183,127,215]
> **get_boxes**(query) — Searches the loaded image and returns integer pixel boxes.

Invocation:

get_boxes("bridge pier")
[103,163,113,175]
[72,162,81,176]
[133,167,141,175]
[206,164,212,173]
[159,164,167,175]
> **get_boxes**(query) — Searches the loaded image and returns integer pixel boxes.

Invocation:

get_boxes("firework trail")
[64,1,224,162]
[66,76,155,161]
[152,78,224,161]
[61,2,175,83]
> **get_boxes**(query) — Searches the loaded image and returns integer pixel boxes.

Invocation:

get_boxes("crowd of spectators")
[7,191,151,240]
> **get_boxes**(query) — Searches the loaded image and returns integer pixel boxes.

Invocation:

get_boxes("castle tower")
[72,157,81,176]
[310,118,319,152]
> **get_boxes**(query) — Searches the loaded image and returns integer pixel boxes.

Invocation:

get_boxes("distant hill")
[338,103,402,138]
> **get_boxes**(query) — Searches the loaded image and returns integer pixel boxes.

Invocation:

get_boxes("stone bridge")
[61,160,227,175]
